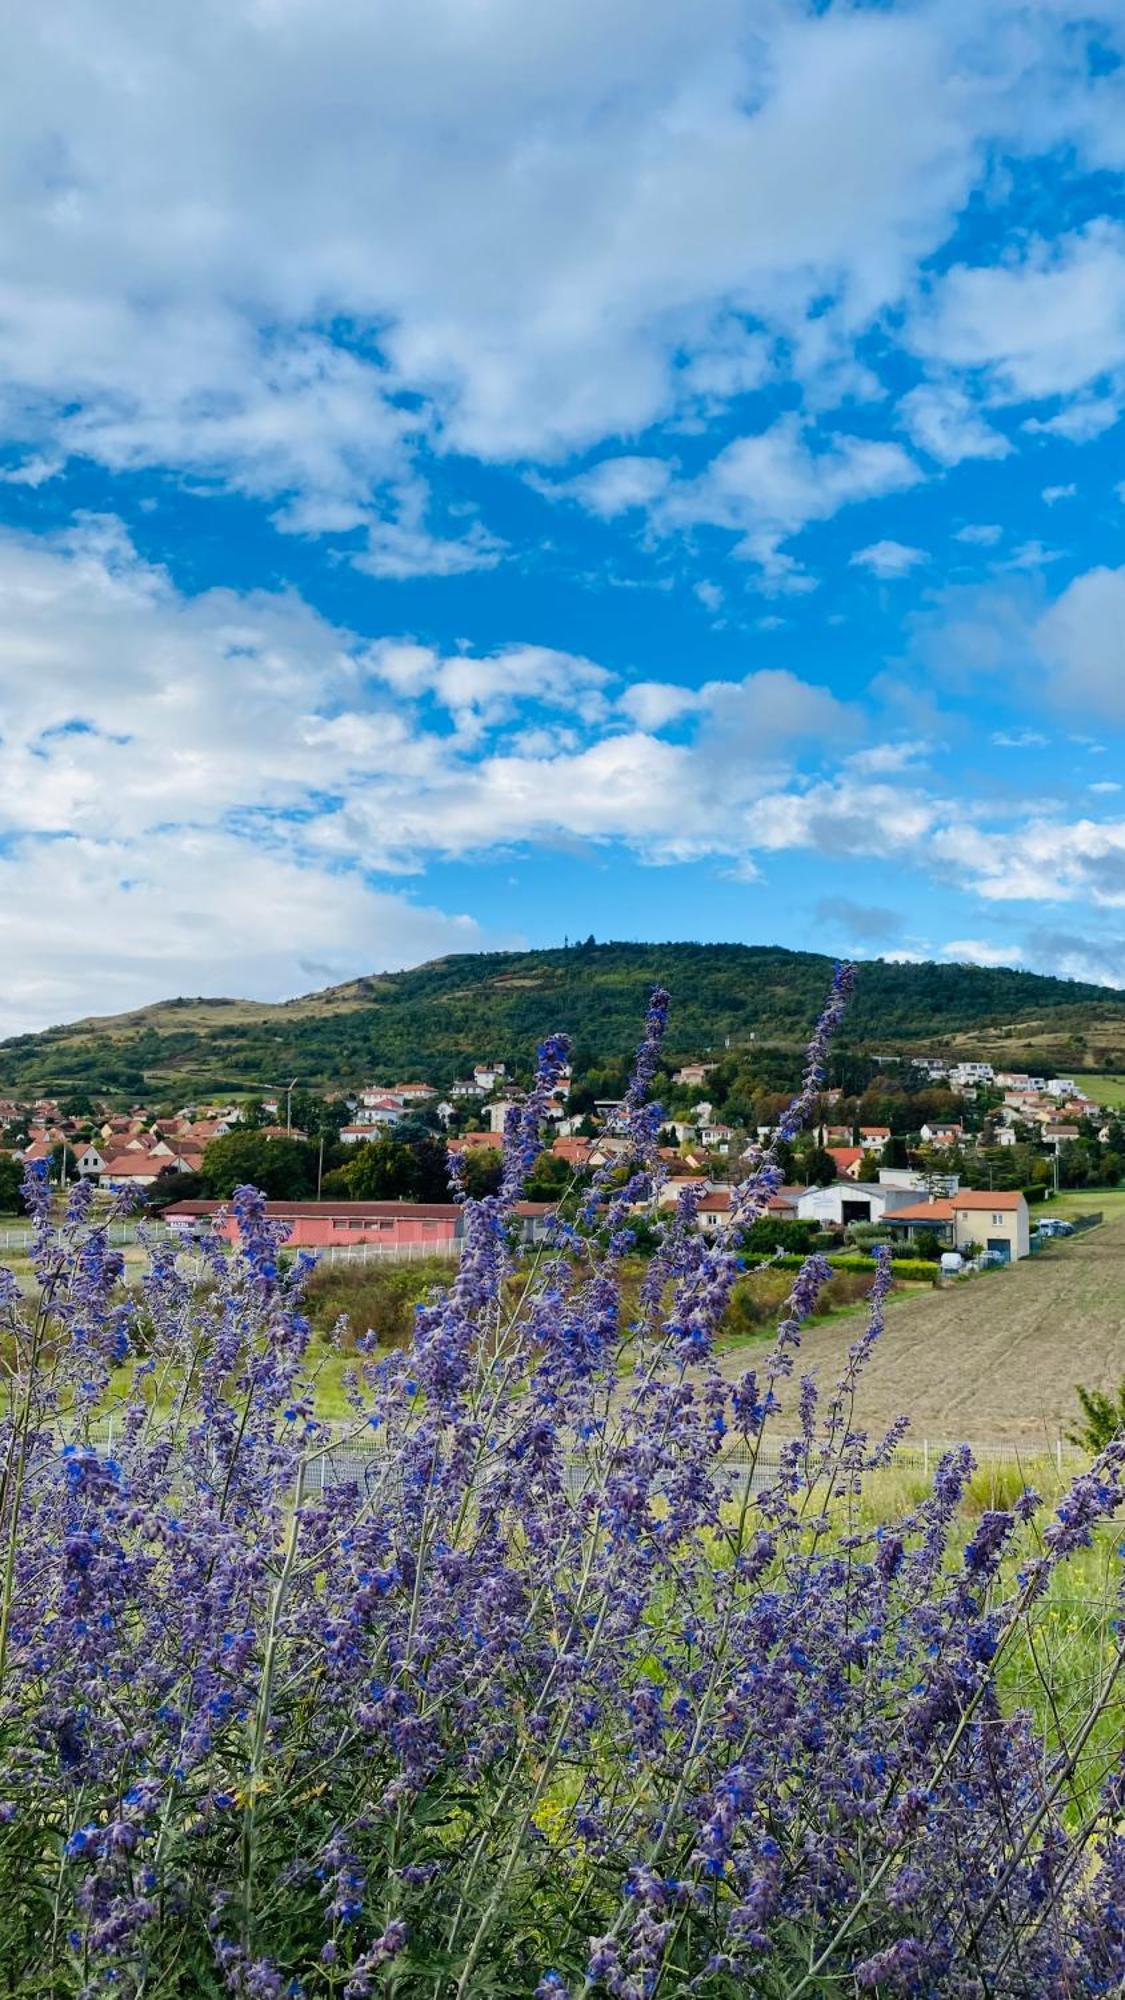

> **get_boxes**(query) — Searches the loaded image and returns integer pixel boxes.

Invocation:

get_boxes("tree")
[0,1156,26,1215]
[1066,1381,1125,1453]
[290,1091,347,1145]
[460,1148,503,1198]
[799,1144,837,1188]
[523,1152,577,1202]
[201,1132,316,1200]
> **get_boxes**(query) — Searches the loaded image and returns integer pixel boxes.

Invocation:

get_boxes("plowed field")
[719,1218,1125,1449]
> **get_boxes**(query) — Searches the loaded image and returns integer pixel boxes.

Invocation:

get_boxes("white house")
[350,1097,406,1129]
[474,1063,507,1091]
[796,1182,918,1228]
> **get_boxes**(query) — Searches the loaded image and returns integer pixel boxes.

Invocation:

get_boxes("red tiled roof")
[827,1147,864,1169]
[951,1190,1025,1211]
[885,1200,956,1222]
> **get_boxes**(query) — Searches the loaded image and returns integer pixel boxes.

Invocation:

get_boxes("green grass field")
[1047,1186,1125,1221]
[1072,1071,1125,1106]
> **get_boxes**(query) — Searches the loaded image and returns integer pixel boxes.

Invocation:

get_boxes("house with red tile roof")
[884,1189,1030,1261]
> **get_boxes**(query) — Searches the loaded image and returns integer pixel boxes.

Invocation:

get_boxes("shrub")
[0,974,1121,1997]
[1067,1380,1125,1453]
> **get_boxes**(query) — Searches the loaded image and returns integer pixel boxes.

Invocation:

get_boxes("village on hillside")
[3,1047,1120,1270]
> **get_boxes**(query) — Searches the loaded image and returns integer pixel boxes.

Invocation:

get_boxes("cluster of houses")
[159,1164,1032,1265]
[9,1102,243,1189]
[0,1046,1098,1266]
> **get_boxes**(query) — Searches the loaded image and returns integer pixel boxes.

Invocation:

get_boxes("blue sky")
[1,0,1125,1032]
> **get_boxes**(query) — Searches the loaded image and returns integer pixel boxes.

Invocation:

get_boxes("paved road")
[718,1220,1125,1450]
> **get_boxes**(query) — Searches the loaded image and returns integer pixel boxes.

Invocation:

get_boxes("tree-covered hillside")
[2,941,1124,1094]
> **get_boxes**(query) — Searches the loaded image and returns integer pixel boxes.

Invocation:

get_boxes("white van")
[939,1251,965,1276]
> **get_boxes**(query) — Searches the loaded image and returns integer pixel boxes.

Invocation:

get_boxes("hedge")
[771,1252,938,1282]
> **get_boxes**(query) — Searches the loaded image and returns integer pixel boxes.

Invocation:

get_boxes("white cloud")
[537,456,673,519]
[1022,928,1125,990]
[0,515,881,1024]
[0,833,490,1039]
[1041,483,1077,505]
[934,816,1125,908]
[845,740,931,775]
[897,382,1011,465]
[991,729,1048,749]
[657,416,922,585]
[1024,397,1122,442]
[955,523,1003,546]
[0,0,1108,523]
[1036,566,1125,721]
[850,539,927,579]
[912,221,1125,405]
[943,938,1023,969]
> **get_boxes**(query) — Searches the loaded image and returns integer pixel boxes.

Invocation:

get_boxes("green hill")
[2,942,1124,1097]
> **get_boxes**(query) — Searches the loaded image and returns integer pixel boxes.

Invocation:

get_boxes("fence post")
[922,1438,929,1477]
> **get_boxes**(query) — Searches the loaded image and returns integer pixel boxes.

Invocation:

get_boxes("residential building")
[163,1198,552,1249]
[450,1079,485,1099]
[350,1097,406,1129]
[920,1122,964,1148]
[473,1063,507,1091]
[884,1190,1030,1262]
[693,1185,803,1231]
[673,1063,714,1087]
[698,1120,734,1151]
[488,1098,522,1135]
[859,1125,891,1152]
[797,1182,918,1228]
[1042,1124,1080,1150]
[826,1146,865,1179]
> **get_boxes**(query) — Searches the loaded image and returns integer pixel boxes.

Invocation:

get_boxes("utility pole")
[317,1132,325,1199]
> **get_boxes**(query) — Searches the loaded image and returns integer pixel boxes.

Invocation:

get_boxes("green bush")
[770,1252,937,1282]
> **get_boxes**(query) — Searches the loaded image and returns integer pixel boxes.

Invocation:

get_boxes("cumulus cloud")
[912,221,1125,407]
[897,383,1011,465]
[850,540,927,579]
[0,517,882,1023]
[943,939,1023,969]
[0,834,491,1039]
[0,0,1113,534]
[656,416,922,586]
[1023,927,1125,989]
[538,457,675,519]
[1036,566,1125,721]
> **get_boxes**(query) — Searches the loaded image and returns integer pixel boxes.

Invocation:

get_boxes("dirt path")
[718,1220,1125,1449]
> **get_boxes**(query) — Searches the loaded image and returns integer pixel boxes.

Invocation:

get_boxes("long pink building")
[163,1198,552,1249]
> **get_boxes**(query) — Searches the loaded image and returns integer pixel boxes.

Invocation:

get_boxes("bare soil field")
[720,1216,1125,1449]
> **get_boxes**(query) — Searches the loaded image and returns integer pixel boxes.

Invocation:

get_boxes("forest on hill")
[1,941,1123,1095]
